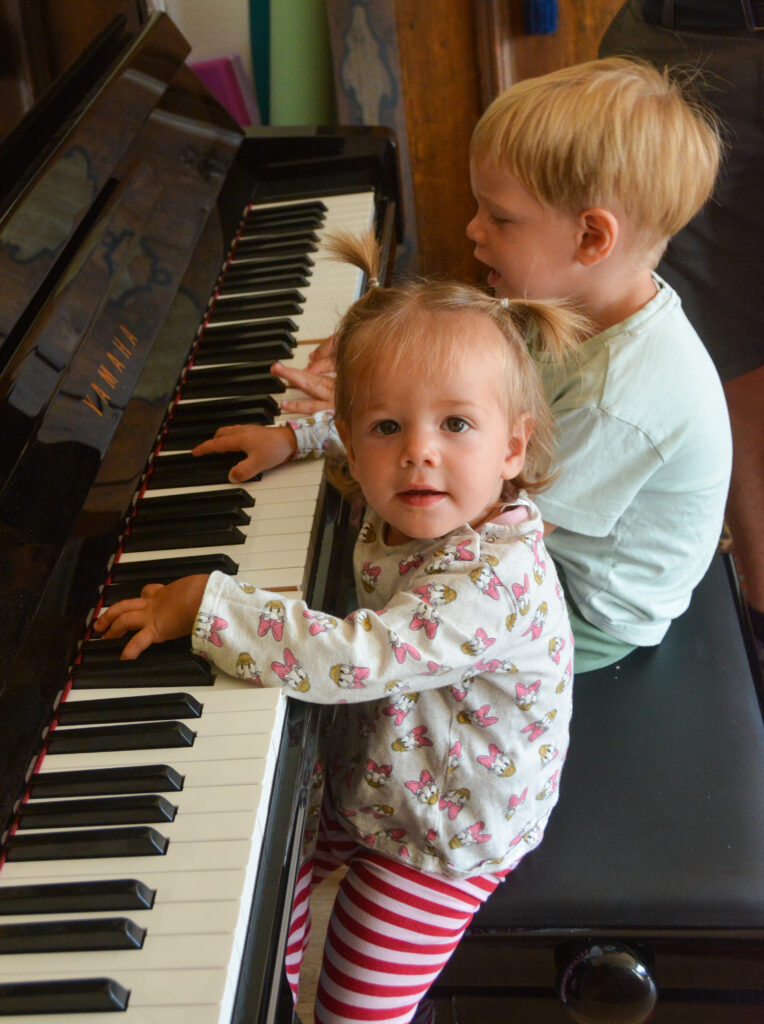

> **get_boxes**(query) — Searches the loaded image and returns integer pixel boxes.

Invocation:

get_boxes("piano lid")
[0,12,244,835]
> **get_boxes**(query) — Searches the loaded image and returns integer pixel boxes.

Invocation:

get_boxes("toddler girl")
[96,233,582,1023]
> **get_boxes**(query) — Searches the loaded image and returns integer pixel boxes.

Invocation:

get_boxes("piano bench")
[430,554,764,1023]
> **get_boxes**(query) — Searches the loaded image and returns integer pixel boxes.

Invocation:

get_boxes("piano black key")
[135,488,255,522]
[216,268,310,292]
[236,229,318,248]
[242,198,326,223]
[206,296,303,323]
[241,211,325,232]
[46,721,196,755]
[123,515,248,553]
[233,236,317,256]
[72,655,213,690]
[0,977,130,1014]
[5,826,169,862]
[0,916,146,954]
[223,255,313,278]
[17,794,177,829]
[56,692,203,726]
[178,368,285,401]
[169,393,280,425]
[192,338,294,366]
[212,287,305,310]
[79,637,191,665]
[0,879,155,915]
[199,316,297,340]
[27,765,184,799]
[146,451,250,489]
[230,240,319,262]
[108,553,238,588]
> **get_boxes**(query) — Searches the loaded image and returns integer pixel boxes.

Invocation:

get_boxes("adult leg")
[313,852,503,1024]
[724,366,764,626]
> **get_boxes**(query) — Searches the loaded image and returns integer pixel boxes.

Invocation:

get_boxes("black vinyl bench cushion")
[470,554,764,933]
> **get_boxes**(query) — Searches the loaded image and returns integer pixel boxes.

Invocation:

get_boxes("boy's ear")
[575,208,619,266]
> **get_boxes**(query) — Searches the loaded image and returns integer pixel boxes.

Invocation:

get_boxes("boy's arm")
[275,359,336,414]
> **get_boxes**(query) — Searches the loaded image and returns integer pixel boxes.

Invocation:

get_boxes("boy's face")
[468,161,584,301]
[336,320,529,546]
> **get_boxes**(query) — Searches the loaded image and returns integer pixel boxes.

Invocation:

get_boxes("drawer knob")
[558,942,658,1023]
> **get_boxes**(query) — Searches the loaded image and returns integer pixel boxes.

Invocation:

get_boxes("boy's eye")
[373,420,400,435]
[444,416,469,433]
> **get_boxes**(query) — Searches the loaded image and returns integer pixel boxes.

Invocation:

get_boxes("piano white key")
[4,897,243,934]
[61,684,284,712]
[1,837,259,881]
[52,706,283,744]
[0,868,247,904]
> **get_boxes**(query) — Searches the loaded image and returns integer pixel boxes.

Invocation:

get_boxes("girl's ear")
[575,208,619,266]
[502,413,533,480]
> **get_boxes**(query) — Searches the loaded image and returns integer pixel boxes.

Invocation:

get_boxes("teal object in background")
[268,0,336,125]
[249,0,270,123]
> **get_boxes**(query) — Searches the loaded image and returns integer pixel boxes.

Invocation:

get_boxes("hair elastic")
[500,297,509,308]
[368,276,379,287]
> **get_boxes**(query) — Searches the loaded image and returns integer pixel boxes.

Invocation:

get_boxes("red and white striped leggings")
[285,801,508,1024]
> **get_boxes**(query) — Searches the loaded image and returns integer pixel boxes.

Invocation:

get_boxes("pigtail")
[499,298,590,362]
[322,229,381,290]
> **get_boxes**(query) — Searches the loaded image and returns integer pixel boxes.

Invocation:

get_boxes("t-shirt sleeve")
[535,405,663,536]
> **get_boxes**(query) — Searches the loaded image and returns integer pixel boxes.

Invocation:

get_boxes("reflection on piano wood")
[0,10,400,1023]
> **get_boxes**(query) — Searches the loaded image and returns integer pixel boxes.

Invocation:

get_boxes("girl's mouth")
[399,489,446,507]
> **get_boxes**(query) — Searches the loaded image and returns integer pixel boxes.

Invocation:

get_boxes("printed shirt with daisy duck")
[192,495,573,880]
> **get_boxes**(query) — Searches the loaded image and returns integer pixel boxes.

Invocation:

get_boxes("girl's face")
[337,317,531,545]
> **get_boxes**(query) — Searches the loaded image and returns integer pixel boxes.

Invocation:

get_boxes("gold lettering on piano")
[82,324,139,417]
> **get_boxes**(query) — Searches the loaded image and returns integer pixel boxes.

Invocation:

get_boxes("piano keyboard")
[0,190,375,1022]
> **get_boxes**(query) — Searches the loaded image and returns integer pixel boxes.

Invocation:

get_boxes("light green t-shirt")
[536,276,732,647]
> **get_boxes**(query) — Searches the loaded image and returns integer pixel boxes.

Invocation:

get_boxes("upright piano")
[0,11,399,1022]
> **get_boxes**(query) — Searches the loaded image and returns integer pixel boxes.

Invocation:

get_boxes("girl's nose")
[401,430,439,466]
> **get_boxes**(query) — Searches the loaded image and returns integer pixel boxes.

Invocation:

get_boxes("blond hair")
[471,57,722,259]
[324,231,588,503]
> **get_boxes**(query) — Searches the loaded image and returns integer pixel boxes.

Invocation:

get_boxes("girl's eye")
[444,417,469,433]
[373,420,400,436]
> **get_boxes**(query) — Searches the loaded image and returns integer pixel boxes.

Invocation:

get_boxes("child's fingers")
[94,598,144,635]
[95,604,149,640]
[307,335,336,365]
[279,397,334,415]
[304,356,335,376]
[271,362,336,405]
[228,454,266,483]
[119,627,159,661]
[191,429,243,456]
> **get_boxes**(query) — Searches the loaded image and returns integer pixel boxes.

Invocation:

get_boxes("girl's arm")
[194,559,520,703]
[192,424,297,484]
[94,575,210,660]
